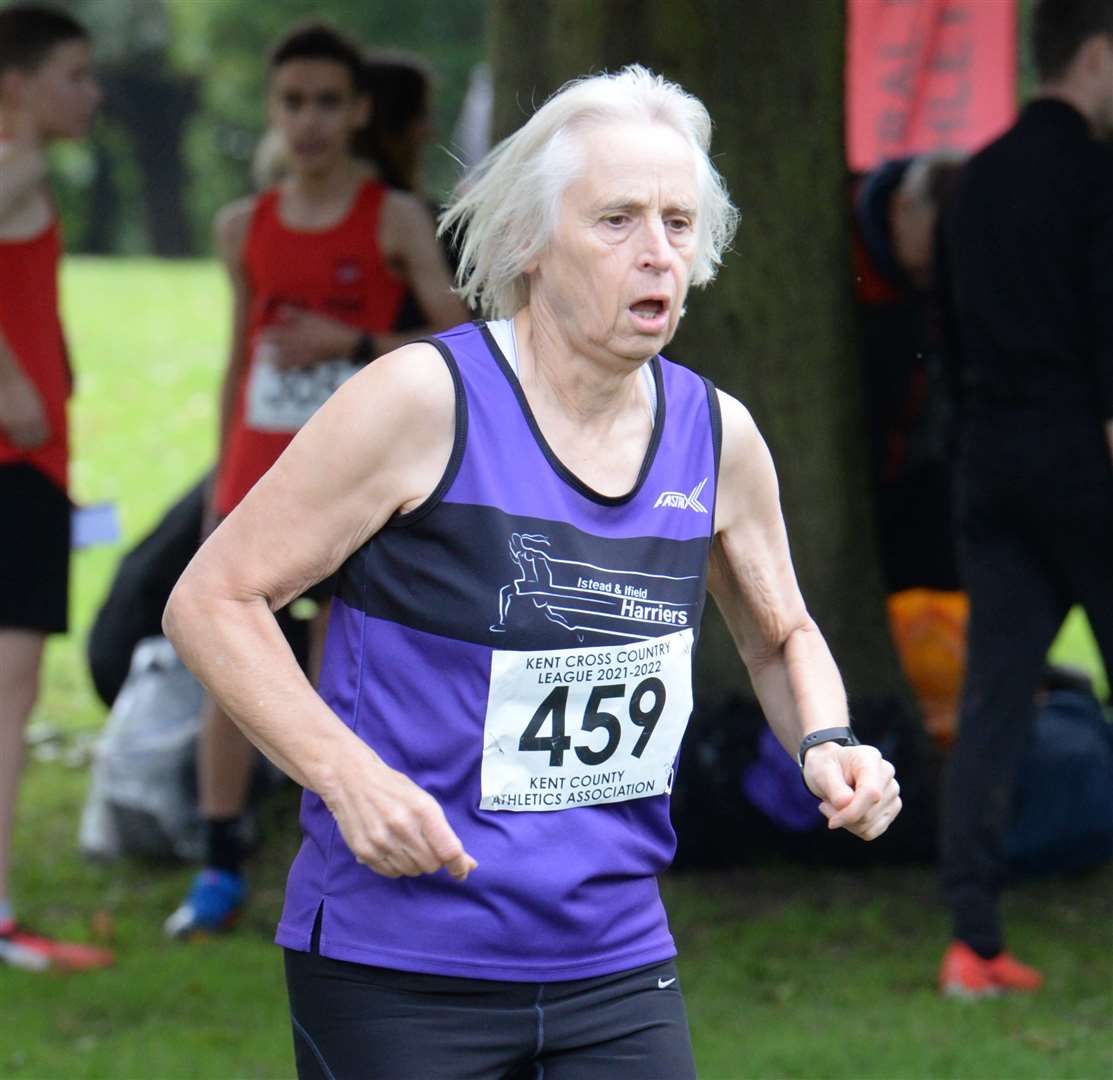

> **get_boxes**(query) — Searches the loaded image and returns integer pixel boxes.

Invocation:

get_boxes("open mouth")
[629,297,670,330]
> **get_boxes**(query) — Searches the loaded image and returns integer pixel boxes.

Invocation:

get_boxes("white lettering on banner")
[480,628,694,812]
[245,343,362,433]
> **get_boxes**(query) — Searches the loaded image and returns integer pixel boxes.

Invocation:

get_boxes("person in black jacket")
[938,0,1113,998]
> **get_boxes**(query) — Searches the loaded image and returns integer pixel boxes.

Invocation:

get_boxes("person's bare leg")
[164,697,255,937]
[308,599,332,687]
[197,697,257,820]
[0,628,115,968]
[0,629,46,909]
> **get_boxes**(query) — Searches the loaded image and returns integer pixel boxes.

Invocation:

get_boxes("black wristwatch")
[796,726,860,769]
[350,331,376,365]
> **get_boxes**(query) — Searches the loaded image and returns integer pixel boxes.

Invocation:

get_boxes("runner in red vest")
[0,3,113,972]
[165,21,467,938]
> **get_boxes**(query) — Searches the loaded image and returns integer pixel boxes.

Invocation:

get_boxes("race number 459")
[519,678,666,766]
[480,629,694,812]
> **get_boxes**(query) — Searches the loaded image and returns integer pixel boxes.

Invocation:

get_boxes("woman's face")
[529,120,701,366]
[268,58,369,178]
[18,39,100,140]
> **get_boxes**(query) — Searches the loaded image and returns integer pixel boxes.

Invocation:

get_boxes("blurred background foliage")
[47,0,488,256]
[44,0,1038,259]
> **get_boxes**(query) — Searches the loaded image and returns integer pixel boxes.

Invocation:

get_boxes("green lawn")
[3,257,1110,1079]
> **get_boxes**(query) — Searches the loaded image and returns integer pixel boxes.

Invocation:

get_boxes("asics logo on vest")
[653,478,708,513]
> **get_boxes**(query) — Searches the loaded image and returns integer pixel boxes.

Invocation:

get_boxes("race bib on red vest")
[245,344,360,433]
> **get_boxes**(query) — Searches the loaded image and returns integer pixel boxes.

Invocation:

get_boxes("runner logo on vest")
[490,532,700,641]
[653,477,708,513]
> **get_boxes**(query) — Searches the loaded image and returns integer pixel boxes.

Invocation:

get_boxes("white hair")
[440,64,739,319]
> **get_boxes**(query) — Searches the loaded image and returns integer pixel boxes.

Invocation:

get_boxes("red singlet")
[0,218,70,490]
[213,179,406,515]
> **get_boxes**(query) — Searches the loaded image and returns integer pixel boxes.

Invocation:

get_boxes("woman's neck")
[285,157,368,202]
[513,306,648,427]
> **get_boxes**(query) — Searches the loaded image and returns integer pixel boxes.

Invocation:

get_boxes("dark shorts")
[0,462,70,634]
[284,948,696,1080]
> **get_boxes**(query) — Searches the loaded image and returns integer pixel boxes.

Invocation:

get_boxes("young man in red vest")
[0,3,113,971]
[164,22,467,938]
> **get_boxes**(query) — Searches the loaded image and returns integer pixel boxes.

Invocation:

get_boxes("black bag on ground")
[1005,686,1113,876]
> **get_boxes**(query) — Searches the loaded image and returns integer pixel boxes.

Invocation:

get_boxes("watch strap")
[796,726,860,768]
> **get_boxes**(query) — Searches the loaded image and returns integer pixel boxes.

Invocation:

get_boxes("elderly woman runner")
[165,66,901,1080]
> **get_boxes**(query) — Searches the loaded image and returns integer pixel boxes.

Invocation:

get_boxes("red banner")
[846,0,1017,172]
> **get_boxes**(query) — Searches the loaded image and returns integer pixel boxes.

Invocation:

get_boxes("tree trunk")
[488,0,913,710]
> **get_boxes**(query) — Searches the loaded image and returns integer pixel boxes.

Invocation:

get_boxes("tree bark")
[488,0,912,710]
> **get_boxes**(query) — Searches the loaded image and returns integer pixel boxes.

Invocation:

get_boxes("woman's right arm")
[0,136,47,231]
[164,342,476,880]
[0,327,48,448]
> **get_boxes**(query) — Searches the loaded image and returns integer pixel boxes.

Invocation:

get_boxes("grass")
[3,257,1110,1079]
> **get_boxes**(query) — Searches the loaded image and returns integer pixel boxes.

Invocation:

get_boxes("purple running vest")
[276,321,721,980]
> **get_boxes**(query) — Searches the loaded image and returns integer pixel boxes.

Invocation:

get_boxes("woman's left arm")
[707,390,901,841]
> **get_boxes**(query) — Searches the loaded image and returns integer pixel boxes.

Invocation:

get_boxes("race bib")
[244,344,361,433]
[480,628,694,812]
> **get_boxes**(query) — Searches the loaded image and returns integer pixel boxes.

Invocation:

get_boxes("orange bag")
[887,589,969,748]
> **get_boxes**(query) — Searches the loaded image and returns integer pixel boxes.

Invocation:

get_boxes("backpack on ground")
[79,637,206,861]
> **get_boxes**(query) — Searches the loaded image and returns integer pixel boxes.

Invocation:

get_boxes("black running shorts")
[284,948,697,1080]
[0,462,70,634]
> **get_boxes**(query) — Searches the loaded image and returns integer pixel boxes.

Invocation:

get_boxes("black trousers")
[284,948,696,1080]
[941,418,1113,956]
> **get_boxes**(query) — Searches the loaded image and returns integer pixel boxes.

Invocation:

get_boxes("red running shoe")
[939,940,1043,998]
[985,949,1044,993]
[0,918,115,972]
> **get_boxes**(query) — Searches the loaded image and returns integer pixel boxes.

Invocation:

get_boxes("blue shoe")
[163,868,247,939]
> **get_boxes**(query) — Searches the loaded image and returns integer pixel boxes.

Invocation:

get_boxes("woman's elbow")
[741,611,816,672]
[162,582,186,649]
[162,568,207,652]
